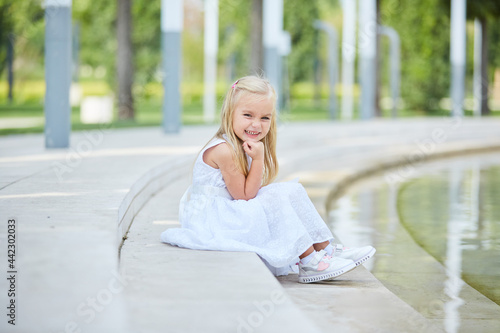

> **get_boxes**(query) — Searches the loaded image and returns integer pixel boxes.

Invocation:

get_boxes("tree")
[73,0,116,87]
[117,0,134,120]
[284,0,320,83]
[219,0,251,79]
[0,0,45,102]
[0,2,13,78]
[380,0,451,112]
[465,0,500,116]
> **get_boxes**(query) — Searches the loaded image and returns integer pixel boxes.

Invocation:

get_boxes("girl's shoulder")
[202,135,230,154]
[203,140,232,169]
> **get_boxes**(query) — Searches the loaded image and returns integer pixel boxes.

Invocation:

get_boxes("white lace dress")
[160,136,334,276]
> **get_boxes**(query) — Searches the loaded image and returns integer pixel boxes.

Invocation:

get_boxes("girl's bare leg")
[300,241,330,259]
[299,246,315,259]
[313,240,330,252]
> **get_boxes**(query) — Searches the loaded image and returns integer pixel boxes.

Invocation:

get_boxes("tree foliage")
[284,0,319,83]
[0,0,44,80]
[73,0,116,86]
[464,0,500,76]
[1,0,500,113]
[0,1,13,76]
[218,0,251,78]
[380,0,451,111]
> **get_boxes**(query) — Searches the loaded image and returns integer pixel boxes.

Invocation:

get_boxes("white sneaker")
[298,250,356,283]
[331,244,376,266]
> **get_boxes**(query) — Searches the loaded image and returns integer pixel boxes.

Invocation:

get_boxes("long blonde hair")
[210,75,279,186]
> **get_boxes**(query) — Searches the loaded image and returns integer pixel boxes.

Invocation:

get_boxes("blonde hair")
[211,75,279,186]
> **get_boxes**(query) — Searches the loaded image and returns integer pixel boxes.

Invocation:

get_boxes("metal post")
[314,20,339,120]
[263,0,283,112]
[473,18,481,117]
[358,0,377,120]
[340,0,356,120]
[203,0,219,123]
[161,0,183,133]
[378,25,400,118]
[450,0,467,117]
[44,0,72,148]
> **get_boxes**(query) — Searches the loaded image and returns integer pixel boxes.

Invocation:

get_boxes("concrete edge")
[116,139,500,259]
[116,137,500,331]
[324,141,500,212]
[116,155,195,254]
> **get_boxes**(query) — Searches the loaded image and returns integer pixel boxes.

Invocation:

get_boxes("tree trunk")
[480,16,490,115]
[250,0,263,75]
[117,0,134,120]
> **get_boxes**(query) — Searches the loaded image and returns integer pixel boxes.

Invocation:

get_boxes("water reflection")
[328,153,500,333]
[444,164,465,333]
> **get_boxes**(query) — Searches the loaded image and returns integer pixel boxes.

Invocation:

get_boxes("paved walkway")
[1,118,499,332]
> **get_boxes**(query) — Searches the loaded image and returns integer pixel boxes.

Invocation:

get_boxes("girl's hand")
[242,140,264,161]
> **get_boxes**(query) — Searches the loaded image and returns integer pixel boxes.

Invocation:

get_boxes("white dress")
[160,136,334,276]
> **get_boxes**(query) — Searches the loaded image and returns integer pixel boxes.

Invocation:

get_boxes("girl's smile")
[232,94,274,142]
[244,130,260,139]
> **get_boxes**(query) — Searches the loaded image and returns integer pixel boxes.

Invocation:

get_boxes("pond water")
[327,152,500,332]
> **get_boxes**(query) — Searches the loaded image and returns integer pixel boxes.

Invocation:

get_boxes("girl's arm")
[206,142,264,200]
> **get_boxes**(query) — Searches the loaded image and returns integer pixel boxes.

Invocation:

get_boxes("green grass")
[0,103,44,118]
[0,99,208,136]
[2,98,498,136]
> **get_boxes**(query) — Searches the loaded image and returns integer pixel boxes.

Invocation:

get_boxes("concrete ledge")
[324,139,500,212]
[0,127,214,333]
[119,156,324,332]
[120,118,500,332]
[117,155,195,250]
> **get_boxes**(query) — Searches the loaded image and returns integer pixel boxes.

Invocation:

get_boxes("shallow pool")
[328,152,500,332]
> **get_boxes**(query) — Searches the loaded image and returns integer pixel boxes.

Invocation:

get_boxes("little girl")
[161,76,375,283]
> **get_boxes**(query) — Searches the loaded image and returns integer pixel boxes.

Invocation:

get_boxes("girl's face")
[232,94,273,142]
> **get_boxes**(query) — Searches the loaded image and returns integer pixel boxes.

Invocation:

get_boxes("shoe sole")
[325,247,377,281]
[298,261,356,283]
[352,247,376,266]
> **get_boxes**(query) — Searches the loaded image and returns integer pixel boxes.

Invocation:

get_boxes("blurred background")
[1,0,500,135]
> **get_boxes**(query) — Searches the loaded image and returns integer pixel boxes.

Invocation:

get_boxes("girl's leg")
[300,241,330,258]
[313,240,330,252]
[299,246,315,259]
